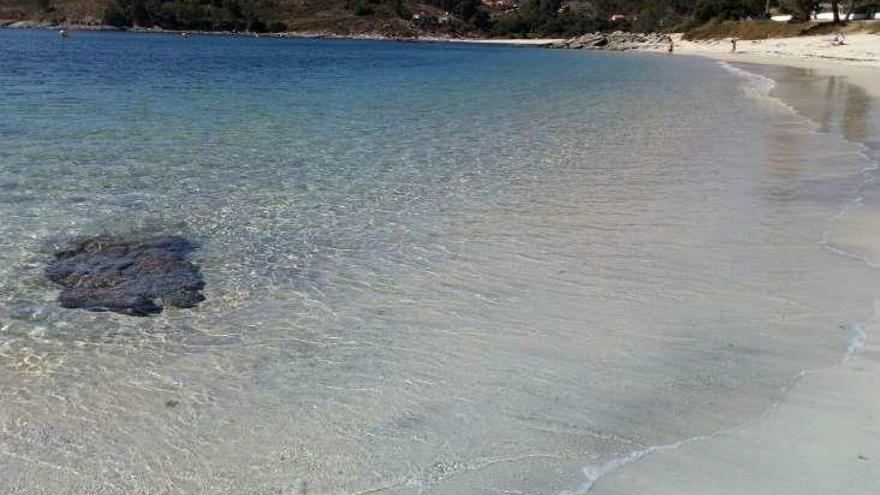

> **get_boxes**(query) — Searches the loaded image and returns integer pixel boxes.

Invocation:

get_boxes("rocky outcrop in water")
[45,235,205,317]
[549,31,672,51]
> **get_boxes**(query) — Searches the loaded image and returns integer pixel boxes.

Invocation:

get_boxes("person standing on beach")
[667,40,674,55]
[731,38,737,53]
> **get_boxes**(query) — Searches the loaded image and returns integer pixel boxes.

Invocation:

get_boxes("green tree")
[694,0,766,21]
[779,0,818,20]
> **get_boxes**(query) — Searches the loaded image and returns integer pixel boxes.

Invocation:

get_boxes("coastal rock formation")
[45,235,205,317]
[549,31,672,51]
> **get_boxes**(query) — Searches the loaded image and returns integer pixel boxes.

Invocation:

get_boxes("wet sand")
[592,335,880,494]
[583,58,880,495]
[670,33,880,98]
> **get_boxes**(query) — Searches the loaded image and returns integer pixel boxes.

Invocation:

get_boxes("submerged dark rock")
[45,235,205,317]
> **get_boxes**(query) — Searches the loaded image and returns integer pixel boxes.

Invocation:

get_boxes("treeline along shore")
[1,1,879,39]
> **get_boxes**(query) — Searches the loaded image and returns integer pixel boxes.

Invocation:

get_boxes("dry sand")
[671,33,880,97]
[453,38,565,45]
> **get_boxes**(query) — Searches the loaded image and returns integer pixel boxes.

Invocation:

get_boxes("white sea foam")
[716,61,797,114]
[718,62,775,97]
[561,449,648,495]
[843,300,880,361]
[845,324,867,357]
[561,423,756,495]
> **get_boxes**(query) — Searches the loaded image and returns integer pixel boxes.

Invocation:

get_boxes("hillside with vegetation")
[1,0,877,37]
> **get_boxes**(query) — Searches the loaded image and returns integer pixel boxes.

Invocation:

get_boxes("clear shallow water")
[1,30,879,494]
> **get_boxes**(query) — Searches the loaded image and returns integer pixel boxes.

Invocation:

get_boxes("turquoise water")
[1,29,879,494]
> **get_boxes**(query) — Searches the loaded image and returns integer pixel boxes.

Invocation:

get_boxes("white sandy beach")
[469,32,880,94]
[670,33,880,97]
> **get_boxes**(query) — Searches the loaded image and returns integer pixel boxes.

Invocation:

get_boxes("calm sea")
[1,29,878,494]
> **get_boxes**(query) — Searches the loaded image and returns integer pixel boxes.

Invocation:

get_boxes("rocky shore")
[1,19,118,30]
[0,21,607,46]
[548,31,672,51]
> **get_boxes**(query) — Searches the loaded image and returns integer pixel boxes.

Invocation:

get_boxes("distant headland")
[3,0,879,41]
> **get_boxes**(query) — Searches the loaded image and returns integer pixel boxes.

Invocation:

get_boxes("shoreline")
[665,33,880,97]
[582,39,880,495]
[680,51,880,97]
[0,21,563,45]
[5,21,877,68]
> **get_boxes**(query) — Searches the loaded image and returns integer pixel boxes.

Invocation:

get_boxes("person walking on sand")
[731,38,737,53]
[667,40,674,55]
